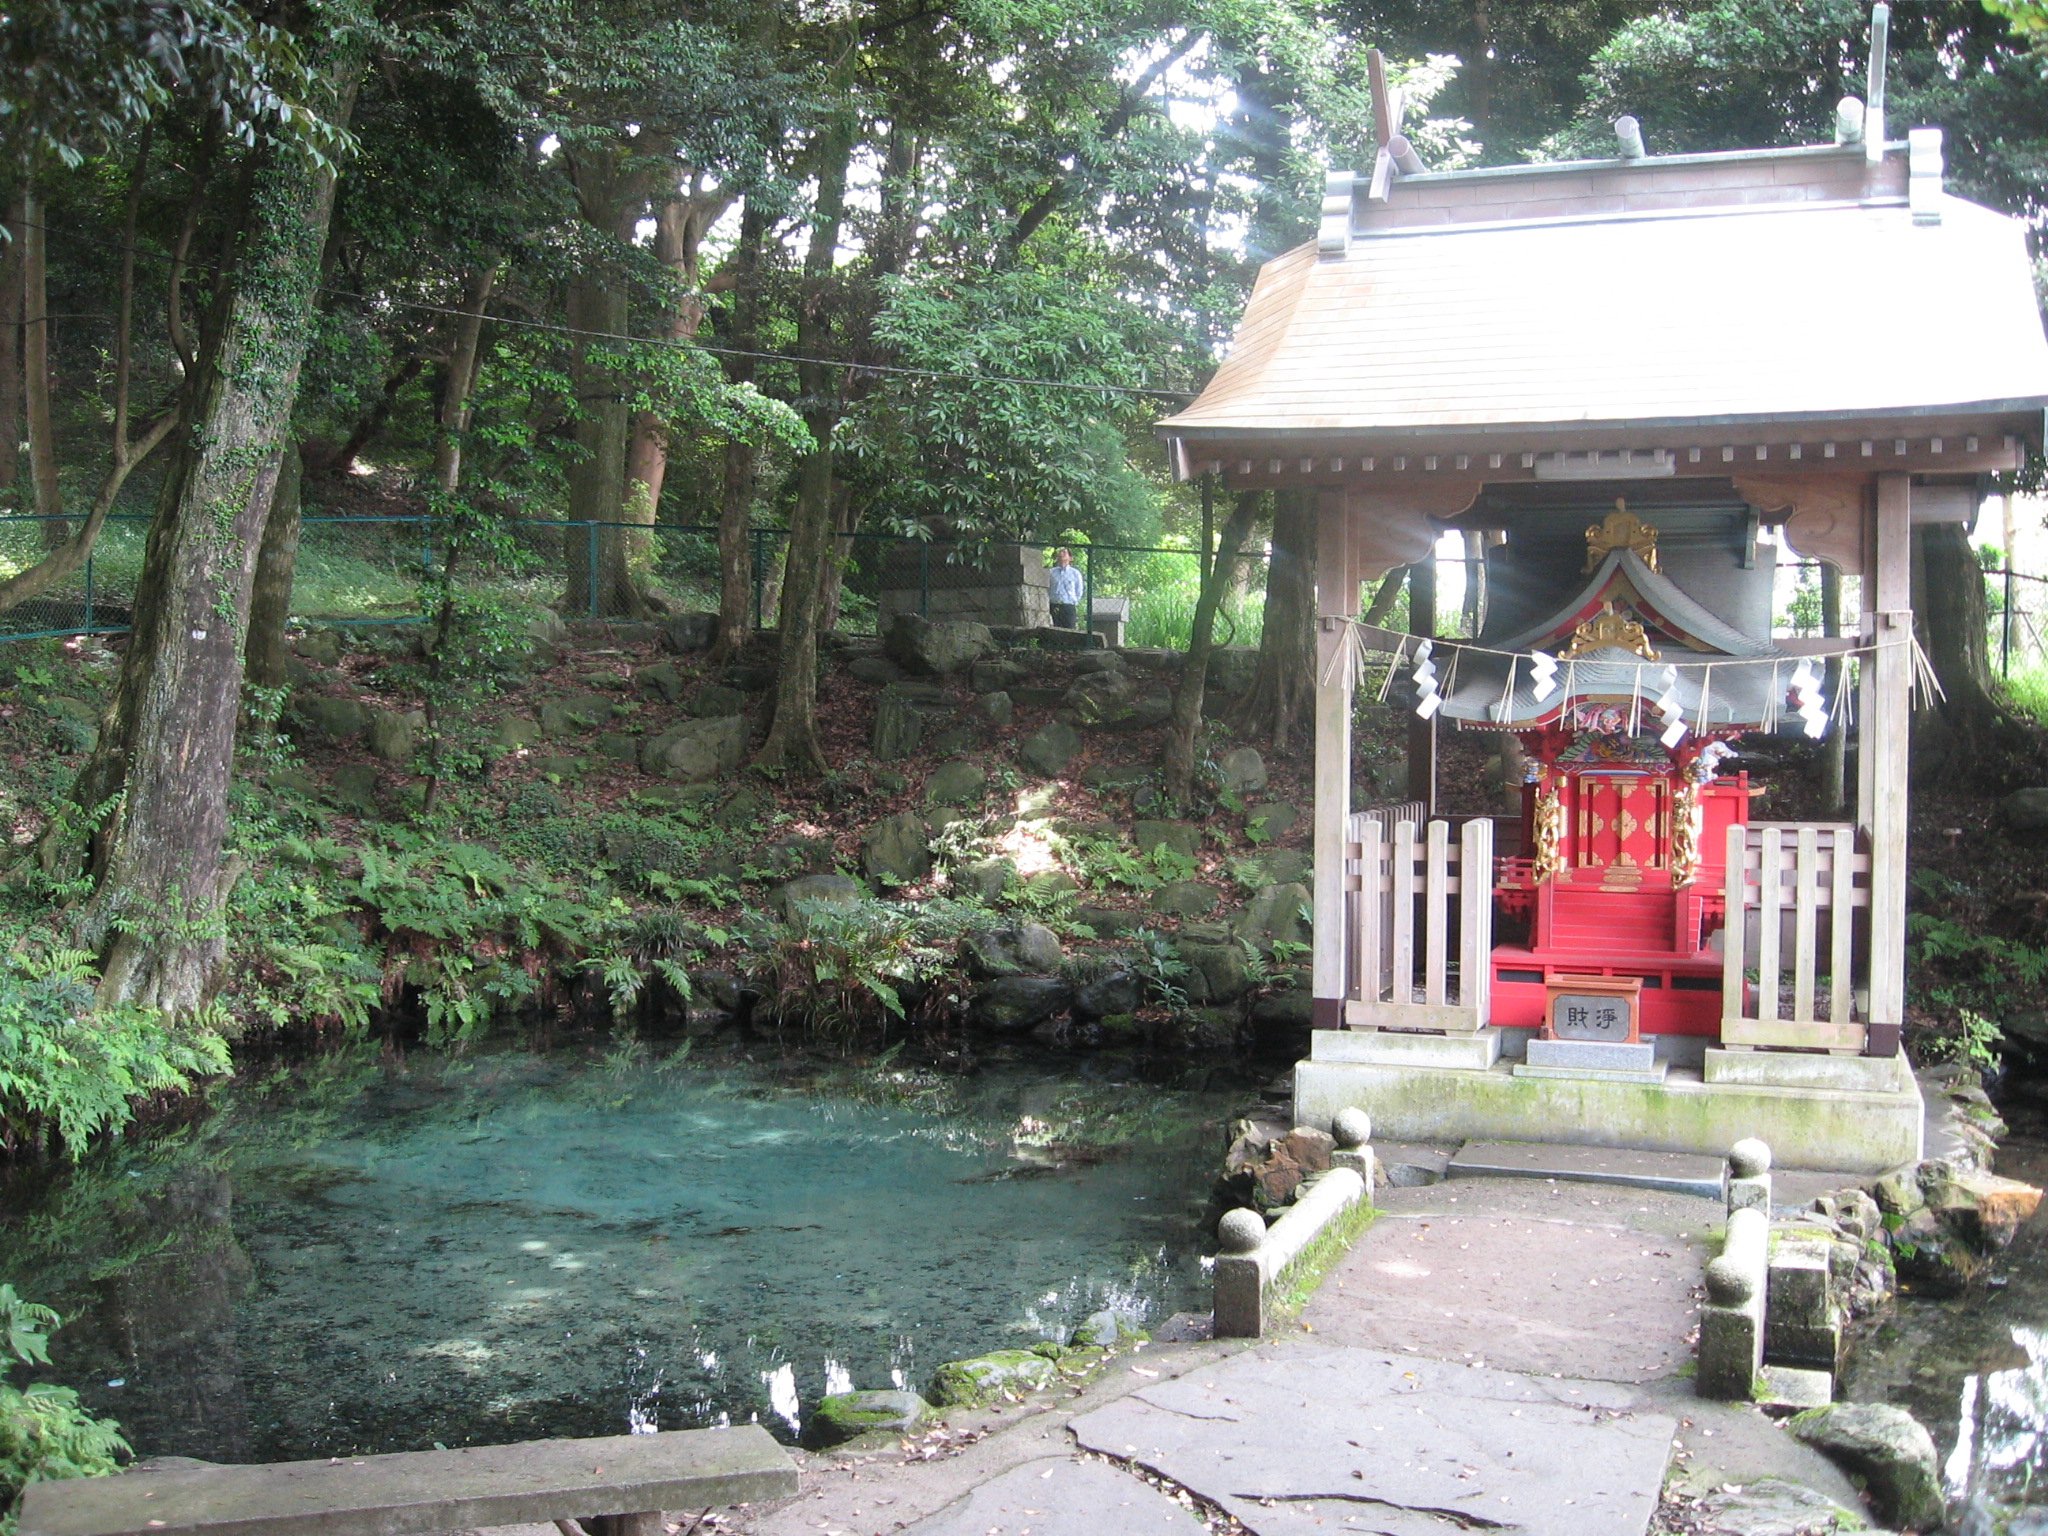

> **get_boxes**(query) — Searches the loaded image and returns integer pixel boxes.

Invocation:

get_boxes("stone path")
[501,1174,1866,1536]
[1298,1178,1710,1381]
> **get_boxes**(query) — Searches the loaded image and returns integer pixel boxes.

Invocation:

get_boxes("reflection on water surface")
[1842,1123,2048,1530]
[0,1040,1236,1461]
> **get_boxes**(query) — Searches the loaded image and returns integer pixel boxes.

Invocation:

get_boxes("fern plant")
[0,951,231,1156]
[1,1285,128,1532]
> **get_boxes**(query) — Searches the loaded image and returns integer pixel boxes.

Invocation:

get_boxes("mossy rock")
[929,1348,1059,1407]
[813,1389,934,1446]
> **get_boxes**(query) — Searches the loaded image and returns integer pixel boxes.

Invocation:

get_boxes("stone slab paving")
[1448,1140,1724,1198]
[897,1457,1207,1536]
[1299,1178,1711,1382]
[1071,1342,1675,1536]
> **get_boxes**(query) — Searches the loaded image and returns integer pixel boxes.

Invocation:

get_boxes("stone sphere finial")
[1332,1107,1372,1149]
[1704,1255,1756,1306]
[1217,1208,1267,1255]
[1728,1138,1773,1178]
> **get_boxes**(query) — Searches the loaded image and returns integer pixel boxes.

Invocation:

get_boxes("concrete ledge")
[1514,1062,1670,1085]
[1310,1027,1502,1069]
[1294,1059,1923,1173]
[1213,1166,1367,1338]
[1702,1049,1912,1093]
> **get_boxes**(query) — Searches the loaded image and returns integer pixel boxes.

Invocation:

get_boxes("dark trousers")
[1050,601,1078,629]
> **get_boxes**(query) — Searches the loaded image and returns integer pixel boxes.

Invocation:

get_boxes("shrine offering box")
[1542,974,1643,1044]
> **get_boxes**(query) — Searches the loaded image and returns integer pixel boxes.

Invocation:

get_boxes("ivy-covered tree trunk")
[754,118,854,774]
[1232,489,1313,748]
[67,76,357,1014]
[243,440,303,691]
[1163,489,1261,804]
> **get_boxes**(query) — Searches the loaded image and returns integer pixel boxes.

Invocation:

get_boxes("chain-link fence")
[1993,566,2048,713]
[0,514,1271,652]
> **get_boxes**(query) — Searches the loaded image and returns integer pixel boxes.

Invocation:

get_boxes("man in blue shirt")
[1048,547,1083,628]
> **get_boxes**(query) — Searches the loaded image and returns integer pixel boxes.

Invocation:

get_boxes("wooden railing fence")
[1720,822,1868,1054]
[1344,815,1494,1032]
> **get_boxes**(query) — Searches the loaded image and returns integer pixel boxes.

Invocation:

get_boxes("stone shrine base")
[1294,1030,1924,1173]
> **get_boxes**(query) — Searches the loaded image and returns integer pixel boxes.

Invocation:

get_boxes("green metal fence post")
[585,521,600,621]
[1084,544,1093,642]
[919,540,930,619]
[82,550,94,631]
[2003,563,2015,677]
[752,529,764,630]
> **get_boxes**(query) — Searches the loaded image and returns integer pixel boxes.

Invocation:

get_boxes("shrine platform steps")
[1295,1030,1925,1174]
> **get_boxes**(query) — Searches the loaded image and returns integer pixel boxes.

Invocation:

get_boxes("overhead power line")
[15,218,1201,403]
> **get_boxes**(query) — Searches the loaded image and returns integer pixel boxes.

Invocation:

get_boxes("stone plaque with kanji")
[1552,993,1634,1042]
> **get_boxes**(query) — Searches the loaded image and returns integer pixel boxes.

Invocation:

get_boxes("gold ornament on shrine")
[1668,777,1704,889]
[1530,779,1565,885]
[1562,600,1659,661]
[1584,500,1661,572]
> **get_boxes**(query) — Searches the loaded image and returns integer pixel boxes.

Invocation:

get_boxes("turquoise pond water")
[0,1040,1243,1461]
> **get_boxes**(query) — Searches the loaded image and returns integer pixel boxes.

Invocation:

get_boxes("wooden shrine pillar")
[1311,491,1360,1031]
[1406,556,1438,814]
[1859,474,1911,1055]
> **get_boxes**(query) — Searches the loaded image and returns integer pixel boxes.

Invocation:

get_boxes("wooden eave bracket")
[1320,170,1355,257]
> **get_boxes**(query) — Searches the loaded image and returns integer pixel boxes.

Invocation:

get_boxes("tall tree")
[66,47,363,1012]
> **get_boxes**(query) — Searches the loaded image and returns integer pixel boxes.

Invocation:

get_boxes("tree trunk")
[1231,489,1314,748]
[1914,520,2010,775]
[243,440,303,691]
[562,265,637,619]
[622,187,725,607]
[20,192,66,544]
[712,202,768,662]
[66,67,359,1015]
[0,195,22,500]
[816,483,858,638]
[432,262,497,494]
[1820,561,1846,815]
[1164,490,1262,804]
[562,147,656,620]
[754,119,855,774]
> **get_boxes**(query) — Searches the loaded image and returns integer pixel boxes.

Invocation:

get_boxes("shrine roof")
[1493,549,1776,660]
[1437,647,1787,731]
[1159,151,2048,445]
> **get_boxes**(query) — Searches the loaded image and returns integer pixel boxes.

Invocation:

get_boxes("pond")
[0,1038,1246,1462]
[1841,1100,2048,1531]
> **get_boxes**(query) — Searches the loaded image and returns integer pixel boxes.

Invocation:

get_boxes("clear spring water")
[1840,1111,2048,1530]
[0,1039,1242,1463]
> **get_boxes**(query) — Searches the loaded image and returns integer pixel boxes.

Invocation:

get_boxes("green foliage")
[748,896,967,1044]
[1131,929,1192,1014]
[1070,834,1197,892]
[351,835,616,1041]
[0,950,231,1155]
[0,0,351,172]
[1,1286,127,1531]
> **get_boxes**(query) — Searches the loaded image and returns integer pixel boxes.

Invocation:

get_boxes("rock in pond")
[930,1349,1058,1407]
[813,1389,934,1446]
[969,977,1073,1033]
[962,922,1064,979]
[1788,1402,1944,1533]
[1070,1309,1149,1349]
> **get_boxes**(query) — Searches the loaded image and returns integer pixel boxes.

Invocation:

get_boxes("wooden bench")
[17,1426,798,1536]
